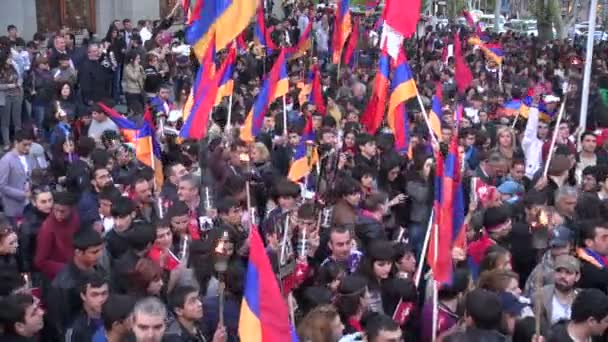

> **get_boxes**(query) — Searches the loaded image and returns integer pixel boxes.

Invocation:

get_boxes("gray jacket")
[0,150,39,217]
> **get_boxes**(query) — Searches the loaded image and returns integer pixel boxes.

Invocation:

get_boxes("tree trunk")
[536,0,554,41]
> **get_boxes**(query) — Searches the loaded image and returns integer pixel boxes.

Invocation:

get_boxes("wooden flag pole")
[542,97,567,178]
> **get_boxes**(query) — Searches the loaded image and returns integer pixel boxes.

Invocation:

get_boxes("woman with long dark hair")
[48,134,76,185]
[405,147,435,258]
[104,25,126,104]
[123,50,146,116]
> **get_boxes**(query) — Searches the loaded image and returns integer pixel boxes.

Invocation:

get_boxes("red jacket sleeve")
[34,223,65,280]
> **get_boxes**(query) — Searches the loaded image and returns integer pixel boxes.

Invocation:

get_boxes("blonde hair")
[254,142,270,162]
[297,305,340,342]
[496,126,516,150]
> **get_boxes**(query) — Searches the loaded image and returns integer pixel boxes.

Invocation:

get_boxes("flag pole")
[414,89,440,147]
[414,210,434,287]
[542,97,567,178]
[282,95,288,136]
[431,213,439,342]
[226,93,233,132]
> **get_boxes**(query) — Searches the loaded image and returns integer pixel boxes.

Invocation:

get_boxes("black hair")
[355,133,374,148]
[53,191,76,206]
[335,275,368,322]
[167,201,190,219]
[335,177,360,197]
[73,228,103,251]
[571,288,608,323]
[217,197,239,215]
[580,131,597,142]
[101,294,137,331]
[78,271,108,295]
[0,271,26,297]
[126,222,156,251]
[76,136,97,157]
[168,285,199,313]
[315,260,345,287]
[271,178,301,201]
[0,294,35,334]
[363,313,400,341]
[99,186,122,202]
[381,278,418,314]
[110,196,136,218]
[580,219,608,244]
[90,149,112,169]
[13,130,34,142]
[393,242,415,263]
[464,288,503,330]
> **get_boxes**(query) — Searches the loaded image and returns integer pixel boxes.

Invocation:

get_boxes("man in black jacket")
[46,229,104,341]
[64,272,109,342]
[78,43,112,105]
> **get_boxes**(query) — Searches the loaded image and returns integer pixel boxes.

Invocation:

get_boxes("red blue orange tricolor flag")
[99,103,164,187]
[287,21,313,60]
[288,116,318,182]
[343,18,359,68]
[298,65,326,115]
[180,46,236,140]
[360,48,390,134]
[429,83,443,140]
[387,51,417,154]
[427,108,465,284]
[214,45,237,106]
[239,226,297,341]
[332,0,352,64]
[186,0,257,61]
[240,50,289,142]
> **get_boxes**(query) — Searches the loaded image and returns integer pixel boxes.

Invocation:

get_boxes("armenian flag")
[186,0,257,61]
[183,34,217,124]
[343,18,359,68]
[214,46,237,106]
[332,0,352,64]
[429,83,443,140]
[287,21,313,60]
[240,50,289,142]
[135,122,164,188]
[387,51,416,154]
[288,116,318,182]
[483,43,504,65]
[361,48,390,134]
[298,65,326,115]
[239,226,297,342]
[181,46,236,140]
[426,127,464,284]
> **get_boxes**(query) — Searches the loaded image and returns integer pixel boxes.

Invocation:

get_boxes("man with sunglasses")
[0,129,38,227]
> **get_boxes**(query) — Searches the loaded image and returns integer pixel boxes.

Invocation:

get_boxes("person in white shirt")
[521,95,548,179]
[298,9,310,38]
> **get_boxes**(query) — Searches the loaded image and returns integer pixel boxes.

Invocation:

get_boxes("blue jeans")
[112,65,123,103]
[31,104,46,129]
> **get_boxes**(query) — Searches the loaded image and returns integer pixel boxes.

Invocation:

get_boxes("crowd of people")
[2,0,608,341]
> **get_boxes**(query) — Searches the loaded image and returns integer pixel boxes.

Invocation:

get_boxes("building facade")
[0,0,177,42]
